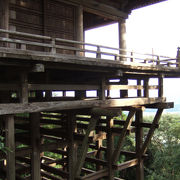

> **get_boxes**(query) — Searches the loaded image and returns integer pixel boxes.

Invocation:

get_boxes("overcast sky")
[85,0,180,111]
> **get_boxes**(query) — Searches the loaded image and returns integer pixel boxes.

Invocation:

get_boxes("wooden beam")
[5,115,15,180]
[112,110,136,164]
[30,113,41,180]
[74,115,98,177]
[0,97,166,115]
[79,168,108,180]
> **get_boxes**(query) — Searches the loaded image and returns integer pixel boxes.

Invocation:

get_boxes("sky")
[85,0,180,112]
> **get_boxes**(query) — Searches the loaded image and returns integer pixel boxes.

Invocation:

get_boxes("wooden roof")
[93,0,167,12]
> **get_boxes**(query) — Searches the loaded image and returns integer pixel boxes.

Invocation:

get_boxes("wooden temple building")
[0,0,179,179]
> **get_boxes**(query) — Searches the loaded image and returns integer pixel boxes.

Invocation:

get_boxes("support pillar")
[0,0,9,46]
[135,109,144,180]
[5,115,15,180]
[107,117,114,180]
[67,112,77,180]
[118,19,126,61]
[30,113,41,180]
[76,5,84,56]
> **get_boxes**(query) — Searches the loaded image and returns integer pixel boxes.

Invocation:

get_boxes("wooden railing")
[0,29,179,68]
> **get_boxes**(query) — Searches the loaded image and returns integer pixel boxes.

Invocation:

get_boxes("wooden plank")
[135,110,144,180]
[74,115,98,177]
[30,113,41,180]
[112,110,136,164]
[5,115,15,180]
[0,97,166,115]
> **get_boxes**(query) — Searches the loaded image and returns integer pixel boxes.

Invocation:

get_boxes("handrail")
[0,28,178,67]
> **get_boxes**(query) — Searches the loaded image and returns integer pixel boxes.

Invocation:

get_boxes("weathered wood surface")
[5,115,15,180]
[0,47,179,75]
[0,97,166,115]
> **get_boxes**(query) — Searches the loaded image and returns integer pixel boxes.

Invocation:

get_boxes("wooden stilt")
[67,112,77,180]
[107,117,114,179]
[30,113,41,180]
[20,72,28,104]
[5,115,15,180]
[135,109,144,180]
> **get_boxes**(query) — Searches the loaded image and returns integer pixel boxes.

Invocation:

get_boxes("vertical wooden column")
[118,19,126,61]
[107,117,114,180]
[144,78,149,98]
[76,5,84,56]
[120,78,128,98]
[158,75,163,98]
[67,112,77,180]
[135,109,144,180]
[5,115,15,180]
[0,0,9,33]
[176,47,180,67]
[98,77,106,100]
[20,72,28,104]
[137,79,142,97]
[30,113,41,180]
[0,0,10,104]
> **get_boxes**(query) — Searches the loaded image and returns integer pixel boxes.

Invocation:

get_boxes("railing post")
[96,46,101,59]
[130,51,134,62]
[156,56,160,66]
[51,38,56,54]
[176,47,180,67]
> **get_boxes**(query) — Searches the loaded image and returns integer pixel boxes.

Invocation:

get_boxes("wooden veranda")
[0,0,179,179]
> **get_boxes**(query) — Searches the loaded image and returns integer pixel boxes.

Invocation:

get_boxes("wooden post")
[67,112,77,180]
[107,117,114,179]
[0,0,9,37]
[98,77,106,100]
[144,78,149,98]
[135,109,144,180]
[30,113,41,180]
[20,72,28,104]
[120,78,128,98]
[118,19,126,61]
[158,75,163,98]
[76,5,84,56]
[137,79,142,97]
[176,47,180,67]
[5,115,15,180]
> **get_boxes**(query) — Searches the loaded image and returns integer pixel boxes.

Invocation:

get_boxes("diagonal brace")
[74,115,99,177]
[140,108,163,156]
[112,110,136,165]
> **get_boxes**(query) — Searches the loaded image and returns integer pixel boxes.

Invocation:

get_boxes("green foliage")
[144,114,180,180]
